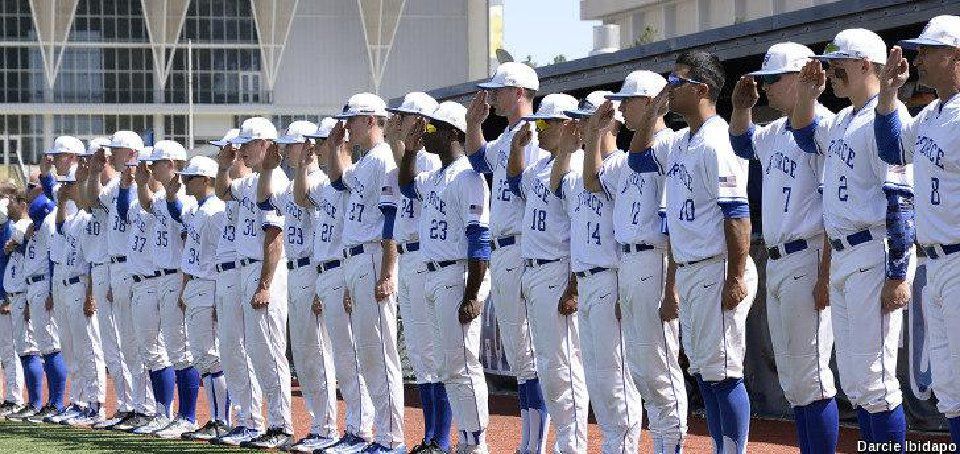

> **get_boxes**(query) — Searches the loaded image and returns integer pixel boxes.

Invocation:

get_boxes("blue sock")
[869,405,906,450]
[948,416,960,447]
[41,352,67,411]
[418,383,436,443]
[527,378,547,414]
[711,377,751,453]
[20,354,43,410]
[517,380,529,412]
[695,374,724,452]
[794,405,810,454]
[149,367,176,418]
[525,377,550,451]
[434,383,452,450]
[857,407,873,442]
[175,366,201,422]
[805,398,839,454]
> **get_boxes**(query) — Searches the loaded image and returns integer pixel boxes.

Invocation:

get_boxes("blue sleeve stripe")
[553,182,564,199]
[730,124,757,160]
[884,188,914,280]
[466,223,491,261]
[628,149,661,174]
[507,174,523,198]
[719,201,750,219]
[166,199,184,224]
[380,205,397,240]
[256,199,276,211]
[41,174,56,202]
[331,177,348,191]
[117,187,131,222]
[468,145,493,174]
[400,182,419,200]
[875,111,907,165]
[792,122,819,154]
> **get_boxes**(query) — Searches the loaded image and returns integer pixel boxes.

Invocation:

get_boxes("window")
[54,47,154,103]
[0,0,33,41]
[164,115,189,145]
[0,115,43,164]
[182,0,257,43]
[0,47,43,102]
[53,115,152,144]
[69,0,149,42]
[165,48,264,104]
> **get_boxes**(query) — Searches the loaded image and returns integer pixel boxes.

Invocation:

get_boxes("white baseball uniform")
[558,157,642,453]
[100,178,155,415]
[213,199,263,431]
[734,112,836,408]
[408,155,491,445]
[271,169,337,438]
[336,142,405,447]
[306,168,374,440]
[876,94,958,418]
[599,129,689,452]
[515,152,589,453]
[5,219,38,359]
[662,116,759,383]
[804,97,914,413]
[467,124,543,383]
[47,206,78,406]
[230,169,292,433]
[125,196,171,375]
[397,150,442,387]
[148,189,194,370]
[22,205,61,358]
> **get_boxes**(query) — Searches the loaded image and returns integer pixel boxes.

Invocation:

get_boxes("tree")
[553,54,568,65]
[523,55,537,68]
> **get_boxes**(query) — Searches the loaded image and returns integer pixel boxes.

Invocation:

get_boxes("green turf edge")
[0,420,255,453]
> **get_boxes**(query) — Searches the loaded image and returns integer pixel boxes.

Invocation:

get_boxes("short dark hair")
[676,50,725,102]
[523,88,537,101]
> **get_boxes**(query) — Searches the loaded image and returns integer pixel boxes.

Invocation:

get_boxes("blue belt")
[524,258,560,268]
[922,243,960,260]
[61,275,83,286]
[574,267,608,278]
[676,255,717,268]
[317,259,341,274]
[26,274,46,285]
[620,243,654,253]
[216,260,237,272]
[426,260,457,272]
[829,229,875,251]
[286,256,311,270]
[238,258,260,268]
[491,235,517,251]
[132,268,178,283]
[767,238,808,261]
[110,255,127,264]
[397,241,420,254]
[344,244,371,258]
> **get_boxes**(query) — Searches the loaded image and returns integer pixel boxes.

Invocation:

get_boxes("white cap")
[210,128,240,147]
[566,91,624,123]
[750,42,814,75]
[522,94,579,121]
[149,140,188,162]
[136,147,154,164]
[277,120,319,144]
[334,93,389,119]
[606,70,668,99]
[107,130,145,151]
[387,92,439,116]
[0,198,8,224]
[305,117,341,139]
[12,218,30,244]
[427,102,468,133]
[232,117,279,145]
[478,62,540,91]
[86,137,111,156]
[47,136,85,155]
[900,15,960,50]
[57,165,78,183]
[179,155,219,178]
[815,28,887,64]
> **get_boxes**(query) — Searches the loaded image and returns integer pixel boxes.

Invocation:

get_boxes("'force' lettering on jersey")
[412,156,490,262]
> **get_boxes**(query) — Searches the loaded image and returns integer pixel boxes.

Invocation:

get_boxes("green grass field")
[0,420,254,453]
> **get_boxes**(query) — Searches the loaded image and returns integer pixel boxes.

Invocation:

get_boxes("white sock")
[519,408,530,451]
[204,372,229,424]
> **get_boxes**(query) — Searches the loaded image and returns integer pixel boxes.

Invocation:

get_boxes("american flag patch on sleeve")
[719,175,738,187]
[468,204,482,215]
[381,185,393,195]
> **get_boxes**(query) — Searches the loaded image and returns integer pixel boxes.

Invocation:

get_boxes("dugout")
[421,0,958,432]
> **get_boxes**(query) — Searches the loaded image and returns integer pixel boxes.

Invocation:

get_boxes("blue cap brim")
[275,136,304,145]
[303,134,329,139]
[564,110,594,120]
[209,140,228,146]
[898,38,952,50]
[522,114,569,121]
[747,69,792,76]
[477,81,504,89]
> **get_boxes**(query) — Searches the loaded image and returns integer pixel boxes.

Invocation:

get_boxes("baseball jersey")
[229,169,288,260]
[181,195,226,281]
[58,208,93,278]
[738,109,829,246]
[3,219,31,294]
[84,205,110,264]
[149,189,194,270]
[396,150,442,244]
[600,129,677,248]
[306,170,347,262]
[663,115,750,264]
[560,161,618,272]
[339,142,397,247]
[46,208,64,266]
[469,123,546,238]
[99,178,133,259]
[881,93,960,245]
[271,169,319,260]
[809,96,912,238]
[22,213,54,279]
[215,201,239,264]
[409,155,490,262]
[127,201,157,276]
[516,152,581,260]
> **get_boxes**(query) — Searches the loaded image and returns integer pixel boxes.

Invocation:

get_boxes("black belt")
[132,268,178,283]
[397,241,420,254]
[286,256,311,270]
[110,255,127,264]
[62,276,83,286]
[922,243,960,260]
[216,260,238,272]
[676,255,717,268]
[239,258,260,268]
[491,235,517,251]
[343,243,371,258]
[620,243,655,253]
[574,267,609,278]
[6,291,24,297]
[829,229,875,252]
[525,258,560,268]
[26,274,46,285]
[767,238,809,261]
[317,259,342,274]
[425,260,457,272]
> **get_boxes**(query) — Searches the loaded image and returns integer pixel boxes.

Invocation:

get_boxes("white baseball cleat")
[132,415,171,435]
[153,418,197,439]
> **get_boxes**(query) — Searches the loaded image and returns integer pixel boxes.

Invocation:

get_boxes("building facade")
[0,0,490,166]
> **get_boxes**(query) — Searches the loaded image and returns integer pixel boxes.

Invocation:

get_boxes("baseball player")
[465,62,549,454]
[81,137,137,428]
[729,43,839,453]
[592,71,690,454]
[633,51,759,453]
[258,120,339,452]
[792,29,915,446]
[506,93,590,453]
[397,101,492,454]
[874,15,960,445]
[296,119,377,453]
[553,91,645,453]
[94,131,158,432]
[53,164,108,426]
[173,155,232,440]
[209,128,266,446]
[0,196,27,417]
[215,116,294,449]
[385,92,450,454]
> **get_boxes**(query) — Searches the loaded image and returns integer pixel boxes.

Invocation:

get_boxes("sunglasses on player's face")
[756,72,795,86]
[667,73,706,87]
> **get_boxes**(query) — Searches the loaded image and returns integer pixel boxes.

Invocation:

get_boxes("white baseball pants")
[9,292,39,356]
[923,250,960,418]
[182,278,220,375]
[61,277,106,406]
[26,278,60,355]
[155,273,192,369]
[110,261,156,415]
[490,242,537,382]
[215,265,263,431]
[0,311,24,405]
[92,263,134,413]
[398,250,439,384]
